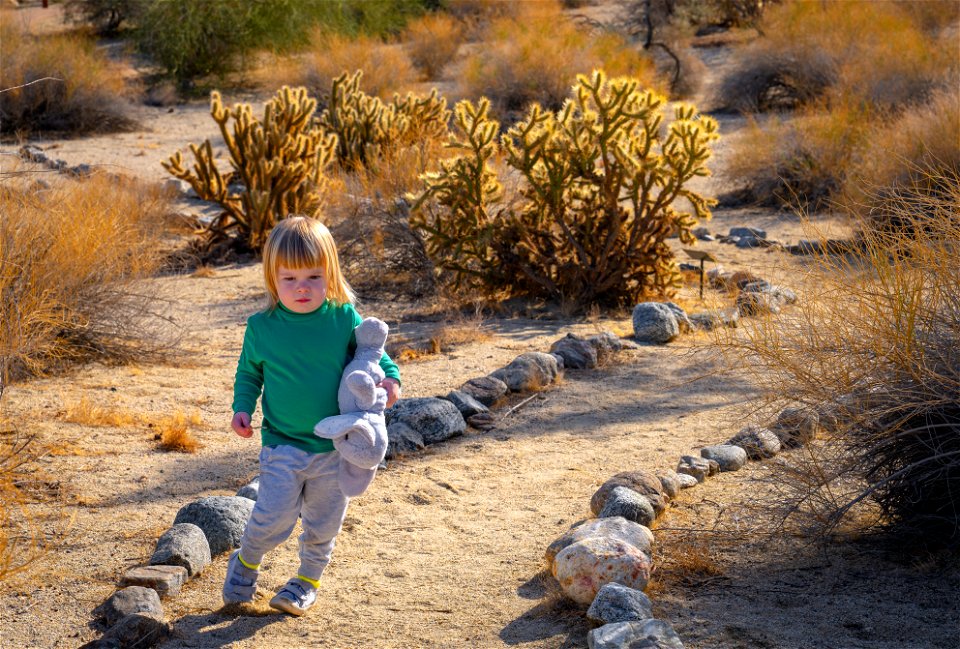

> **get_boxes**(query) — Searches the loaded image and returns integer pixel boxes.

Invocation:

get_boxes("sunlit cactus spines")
[162,86,337,251]
[412,70,719,309]
[318,70,451,169]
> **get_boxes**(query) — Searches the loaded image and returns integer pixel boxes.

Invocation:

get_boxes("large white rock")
[552,536,652,605]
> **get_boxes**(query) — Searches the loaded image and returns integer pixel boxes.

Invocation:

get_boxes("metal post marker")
[683,249,718,300]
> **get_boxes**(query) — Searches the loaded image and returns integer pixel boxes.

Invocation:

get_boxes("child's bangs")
[275,233,327,272]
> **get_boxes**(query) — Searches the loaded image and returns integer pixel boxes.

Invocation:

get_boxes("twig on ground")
[500,394,543,421]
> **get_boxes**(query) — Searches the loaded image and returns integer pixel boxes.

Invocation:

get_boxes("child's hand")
[232,411,254,438]
[379,378,401,408]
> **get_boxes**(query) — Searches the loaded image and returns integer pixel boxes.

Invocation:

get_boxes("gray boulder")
[675,472,699,489]
[550,333,598,369]
[736,290,784,316]
[700,445,748,472]
[727,425,781,459]
[172,496,254,556]
[386,397,466,445]
[599,487,656,526]
[93,587,163,627]
[677,455,713,483]
[689,310,739,331]
[444,390,489,418]
[235,477,259,501]
[490,352,561,392]
[590,470,664,516]
[632,303,681,344]
[459,376,509,406]
[656,470,680,500]
[150,523,211,577]
[587,332,624,363]
[385,420,425,459]
[589,619,685,649]
[545,516,654,567]
[587,582,654,626]
[729,226,766,239]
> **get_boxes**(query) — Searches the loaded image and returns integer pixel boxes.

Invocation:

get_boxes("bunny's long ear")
[345,371,378,410]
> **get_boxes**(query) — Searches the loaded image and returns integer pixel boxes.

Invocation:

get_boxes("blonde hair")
[262,216,355,308]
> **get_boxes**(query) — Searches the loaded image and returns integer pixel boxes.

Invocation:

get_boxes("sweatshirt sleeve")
[232,319,263,415]
[349,307,401,385]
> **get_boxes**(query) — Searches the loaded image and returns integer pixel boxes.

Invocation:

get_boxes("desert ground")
[1,3,959,649]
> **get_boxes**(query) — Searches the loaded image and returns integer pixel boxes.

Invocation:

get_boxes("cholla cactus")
[318,70,450,169]
[411,98,504,287]
[163,86,337,250]
[413,70,719,308]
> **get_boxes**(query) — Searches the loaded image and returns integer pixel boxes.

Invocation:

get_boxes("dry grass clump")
[459,2,658,113]
[0,20,137,135]
[155,412,203,453]
[62,396,138,428]
[403,13,465,80]
[296,30,419,101]
[842,87,960,228]
[715,1,956,114]
[0,171,174,383]
[721,178,960,547]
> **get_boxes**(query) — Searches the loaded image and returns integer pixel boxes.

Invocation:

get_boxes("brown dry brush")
[722,178,960,547]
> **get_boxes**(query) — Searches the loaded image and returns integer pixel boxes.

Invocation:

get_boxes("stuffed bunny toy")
[313,317,390,497]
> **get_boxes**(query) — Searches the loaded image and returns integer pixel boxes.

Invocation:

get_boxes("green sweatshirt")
[232,301,401,454]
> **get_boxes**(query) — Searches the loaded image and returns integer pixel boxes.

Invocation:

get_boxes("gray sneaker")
[269,578,317,616]
[222,550,259,604]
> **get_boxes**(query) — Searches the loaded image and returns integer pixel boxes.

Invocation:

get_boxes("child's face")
[276,265,328,314]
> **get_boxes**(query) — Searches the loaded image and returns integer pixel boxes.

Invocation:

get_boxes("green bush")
[413,71,718,310]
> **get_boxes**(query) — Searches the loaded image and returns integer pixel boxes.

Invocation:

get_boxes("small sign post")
[683,249,718,300]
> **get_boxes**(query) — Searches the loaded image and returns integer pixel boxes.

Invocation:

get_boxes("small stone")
[727,425,781,459]
[545,517,654,567]
[466,412,497,431]
[386,397,466,445]
[97,613,171,649]
[599,487,656,526]
[120,566,187,598]
[737,290,783,316]
[444,390,489,418]
[587,582,654,625]
[700,445,748,472]
[590,470,664,516]
[553,537,652,605]
[588,619,685,649]
[385,420,425,459]
[235,477,259,501]
[675,472,699,489]
[773,407,820,447]
[459,376,509,406]
[150,523,211,577]
[550,333,598,369]
[586,332,624,364]
[172,496,254,556]
[93,587,163,627]
[692,226,713,241]
[677,455,711,483]
[489,352,561,392]
[729,226,767,239]
[656,470,680,500]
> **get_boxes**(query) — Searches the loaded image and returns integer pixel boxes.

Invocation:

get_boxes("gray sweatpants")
[239,445,349,582]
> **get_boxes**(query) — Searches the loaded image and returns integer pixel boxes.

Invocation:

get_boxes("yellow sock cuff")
[296,574,320,588]
[237,554,260,570]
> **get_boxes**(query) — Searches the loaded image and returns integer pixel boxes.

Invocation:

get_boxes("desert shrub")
[163,86,337,252]
[0,22,136,135]
[716,1,955,113]
[63,0,146,35]
[722,180,960,547]
[842,87,960,230]
[459,4,658,113]
[0,172,172,383]
[299,29,419,100]
[403,12,465,80]
[725,103,873,211]
[317,71,451,170]
[412,71,718,310]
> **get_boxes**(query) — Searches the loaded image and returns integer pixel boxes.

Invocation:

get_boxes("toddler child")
[223,216,400,615]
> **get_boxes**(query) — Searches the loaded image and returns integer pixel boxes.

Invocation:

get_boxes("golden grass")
[391,318,493,363]
[62,396,138,428]
[291,30,419,100]
[403,13,465,80]
[0,20,137,135]
[718,177,960,544]
[459,5,659,113]
[156,412,203,453]
[59,397,203,453]
[0,170,174,383]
